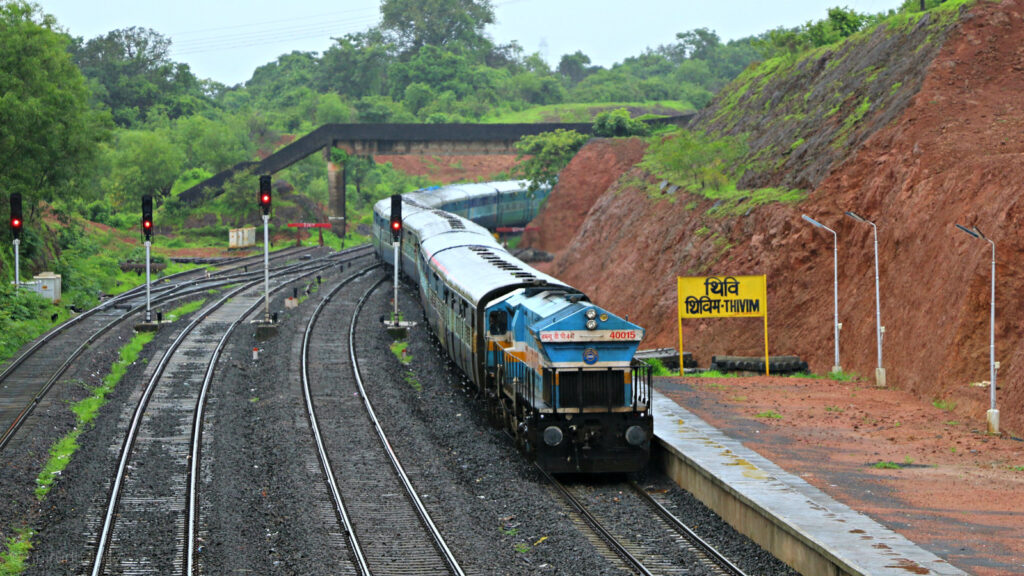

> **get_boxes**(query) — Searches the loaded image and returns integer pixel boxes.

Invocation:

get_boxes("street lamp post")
[801,214,841,374]
[845,211,885,387]
[955,223,998,435]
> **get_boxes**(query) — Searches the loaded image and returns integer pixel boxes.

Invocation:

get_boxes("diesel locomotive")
[372,181,652,473]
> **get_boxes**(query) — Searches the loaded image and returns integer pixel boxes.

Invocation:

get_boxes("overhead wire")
[168,8,379,55]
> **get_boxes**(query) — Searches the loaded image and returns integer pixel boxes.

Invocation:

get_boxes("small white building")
[22,272,62,302]
[229,227,257,249]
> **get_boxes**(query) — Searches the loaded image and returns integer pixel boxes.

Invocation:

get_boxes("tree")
[674,28,722,62]
[380,0,495,55]
[171,114,254,173]
[557,51,595,86]
[513,129,590,192]
[0,1,110,208]
[102,129,186,206]
[317,31,391,98]
[388,44,474,99]
[70,27,206,126]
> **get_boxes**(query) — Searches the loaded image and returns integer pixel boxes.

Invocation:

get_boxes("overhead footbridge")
[177,117,692,229]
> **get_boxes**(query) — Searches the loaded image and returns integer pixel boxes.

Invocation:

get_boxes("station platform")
[651,391,968,576]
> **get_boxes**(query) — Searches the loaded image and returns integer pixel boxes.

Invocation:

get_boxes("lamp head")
[801,214,823,228]
[845,210,868,224]
[954,223,980,239]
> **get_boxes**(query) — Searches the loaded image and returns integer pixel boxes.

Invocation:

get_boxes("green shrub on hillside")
[593,109,651,137]
[641,129,747,193]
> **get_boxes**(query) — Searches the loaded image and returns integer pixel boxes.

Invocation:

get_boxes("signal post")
[136,195,160,332]
[254,175,278,340]
[385,194,415,337]
[10,193,23,291]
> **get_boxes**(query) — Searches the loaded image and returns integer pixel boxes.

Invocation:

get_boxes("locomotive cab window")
[488,310,508,335]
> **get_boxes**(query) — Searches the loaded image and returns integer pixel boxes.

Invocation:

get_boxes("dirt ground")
[524,0,1024,435]
[657,375,1024,576]
[377,154,520,184]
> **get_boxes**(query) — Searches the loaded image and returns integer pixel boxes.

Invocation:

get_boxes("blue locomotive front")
[484,290,651,473]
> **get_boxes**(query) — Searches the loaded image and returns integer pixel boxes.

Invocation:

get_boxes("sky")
[36,0,903,86]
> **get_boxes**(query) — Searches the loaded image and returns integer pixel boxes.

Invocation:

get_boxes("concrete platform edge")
[651,391,968,576]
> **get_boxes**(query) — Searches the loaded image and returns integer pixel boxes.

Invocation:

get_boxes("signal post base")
[135,321,160,333]
[252,319,279,341]
[987,409,1000,435]
[384,320,416,339]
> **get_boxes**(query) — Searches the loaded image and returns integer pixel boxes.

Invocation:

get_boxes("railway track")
[85,249,358,575]
[0,246,343,452]
[300,272,465,576]
[542,469,748,576]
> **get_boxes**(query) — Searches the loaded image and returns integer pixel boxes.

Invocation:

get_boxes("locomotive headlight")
[585,308,597,320]
[543,426,564,446]
[585,319,598,330]
[625,425,647,446]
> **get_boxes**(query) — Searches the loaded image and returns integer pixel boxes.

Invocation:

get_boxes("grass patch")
[390,340,410,364]
[932,398,957,412]
[690,370,737,378]
[0,528,34,575]
[872,461,901,469]
[36,330,155,499]
[644,358,676,377]
[1009,466,1024,472]
[755,410,782,419]
[165,298,206,321]
[825,405,844,413]
[389,340,420,391]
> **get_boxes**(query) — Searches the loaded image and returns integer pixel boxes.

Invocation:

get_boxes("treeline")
[1,0,934,228]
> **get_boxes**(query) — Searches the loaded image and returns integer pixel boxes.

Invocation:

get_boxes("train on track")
[372,180,652,473]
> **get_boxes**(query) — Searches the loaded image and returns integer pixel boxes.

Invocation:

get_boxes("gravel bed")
[197,260,358,575]
[6,254,799,575]
[21,310,198,573]
[357,278,625,576]
[0,320,140,548]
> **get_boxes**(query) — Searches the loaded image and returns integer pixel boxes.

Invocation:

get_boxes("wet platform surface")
[652,391,968,576]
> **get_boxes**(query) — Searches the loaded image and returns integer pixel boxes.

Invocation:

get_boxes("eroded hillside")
[525,0,1024,434]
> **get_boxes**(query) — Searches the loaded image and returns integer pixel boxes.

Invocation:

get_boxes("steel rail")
[90,252,351,576]
[0,244,317,386]
[298,264,380,576]
[539,467,656,576]
[629,481,749,576]
[347,277,467,576]
[0,247,362,452]
[184,254,369,575]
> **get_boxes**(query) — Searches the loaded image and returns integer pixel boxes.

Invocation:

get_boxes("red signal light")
[12,218,21,229]
[259,175,272,215]
[143,219,152,230]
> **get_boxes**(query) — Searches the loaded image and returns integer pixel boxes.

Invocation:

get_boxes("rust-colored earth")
[520,2,1024,574]
[377,154,519,184]
[657,375,1024,576]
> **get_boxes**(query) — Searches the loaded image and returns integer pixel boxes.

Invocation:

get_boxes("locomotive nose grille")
[545,370,626,409]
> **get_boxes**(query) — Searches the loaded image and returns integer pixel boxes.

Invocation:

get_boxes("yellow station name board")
[677,275,767,318]
[677,274,771,375]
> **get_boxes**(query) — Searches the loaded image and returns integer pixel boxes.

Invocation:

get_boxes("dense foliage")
[0,0,943,361]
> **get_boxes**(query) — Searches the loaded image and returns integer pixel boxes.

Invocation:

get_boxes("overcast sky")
[37,0,902,86]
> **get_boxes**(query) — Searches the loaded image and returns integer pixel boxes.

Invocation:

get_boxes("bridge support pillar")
[326,147,346,233]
